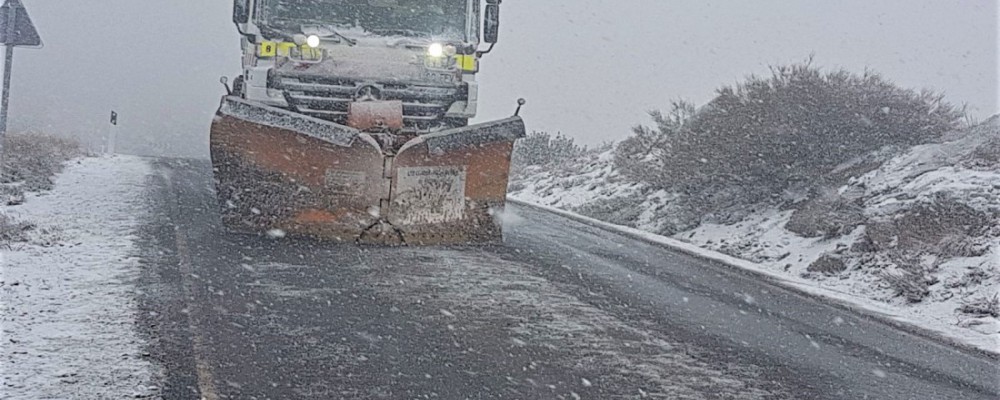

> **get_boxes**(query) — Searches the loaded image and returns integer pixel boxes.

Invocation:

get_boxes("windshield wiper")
[367,28,425,37]
[328,29,358,46]
[301,24,357,46]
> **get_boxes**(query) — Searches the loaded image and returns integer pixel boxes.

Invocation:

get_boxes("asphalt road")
[137,159,999,400]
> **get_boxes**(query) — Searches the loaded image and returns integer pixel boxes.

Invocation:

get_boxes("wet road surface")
[136,159,999,399]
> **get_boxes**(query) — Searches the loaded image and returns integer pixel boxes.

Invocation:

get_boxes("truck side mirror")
[233,0,251,24]
[484,3,500,43]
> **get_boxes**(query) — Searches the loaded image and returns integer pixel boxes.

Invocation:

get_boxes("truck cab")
[231,0,503,133]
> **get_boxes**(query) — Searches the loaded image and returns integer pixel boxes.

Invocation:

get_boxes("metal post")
[0,1,16,175]
[1,43,13,141]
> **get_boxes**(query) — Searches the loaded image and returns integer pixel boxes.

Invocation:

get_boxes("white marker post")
[107,110,118,154]
[0,0,42,176]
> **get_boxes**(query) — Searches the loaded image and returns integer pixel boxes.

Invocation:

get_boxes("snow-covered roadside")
[1,156,160,398]
[509,121,1000,355]
[511,199,998,356]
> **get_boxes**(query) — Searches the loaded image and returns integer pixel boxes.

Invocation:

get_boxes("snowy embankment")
[1,156,159,398]
[509,120,1000,354]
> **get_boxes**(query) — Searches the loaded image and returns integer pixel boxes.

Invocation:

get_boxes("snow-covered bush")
[511,131,586,172]
[881,259,935,303]
[854,193,997,303]
[0,214,33,247]
[807,254,848,275]
[785,190,865,239]
[863,194,994,257]
[574,194,647,228]
[613,101,696,184]
[968,135,1000,167]
[964,114,1000,164]
[617,61,964,203]
[959,294,1000,318]
[2,132,81,191]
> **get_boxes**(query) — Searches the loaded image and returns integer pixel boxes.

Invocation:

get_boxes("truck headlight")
[306,35,321,48]
[428,43,444,57]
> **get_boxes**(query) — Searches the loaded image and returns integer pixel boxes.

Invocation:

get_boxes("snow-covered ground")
[1,156,160,398]
[510,120,1000,354]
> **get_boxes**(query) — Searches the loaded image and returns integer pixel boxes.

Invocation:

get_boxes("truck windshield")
[260,0,470,40]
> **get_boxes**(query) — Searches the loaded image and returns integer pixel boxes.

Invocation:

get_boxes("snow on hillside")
[509,119,1000,353]
[1,156,160,398]
[511,150,638,209]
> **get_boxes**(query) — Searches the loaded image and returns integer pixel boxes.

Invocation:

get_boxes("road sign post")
[1,2,15,141]
[0,0,42,178]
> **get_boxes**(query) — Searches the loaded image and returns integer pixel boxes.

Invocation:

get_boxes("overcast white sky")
[5,0,998,156]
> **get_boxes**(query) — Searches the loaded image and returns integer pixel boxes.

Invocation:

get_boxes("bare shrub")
[963,116,999,168]
[574,194,646,228]
[0,214,34,247]
[882,268,933,303]
[958,294,1000,318]
[863,194,994,303]
[2,132,81,191]
[863,194,994,254]
[506,180,526,193]
[944,268,991,290]
[967,136,1000,167]
[937,234,990,258]
[511,131,586,173]
[786,189,865,238]
[807,254,848,275]
[614,101,697,184]
[1,184,25,205]
[880,250,937,303]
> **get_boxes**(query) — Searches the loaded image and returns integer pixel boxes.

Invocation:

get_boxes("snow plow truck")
[212,0,525,245]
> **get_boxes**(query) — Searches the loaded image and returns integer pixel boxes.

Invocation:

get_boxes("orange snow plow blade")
[386,117,525,245]
[210,96,525,245]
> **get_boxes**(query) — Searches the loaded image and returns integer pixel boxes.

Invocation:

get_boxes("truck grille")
[275,75,464,131]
